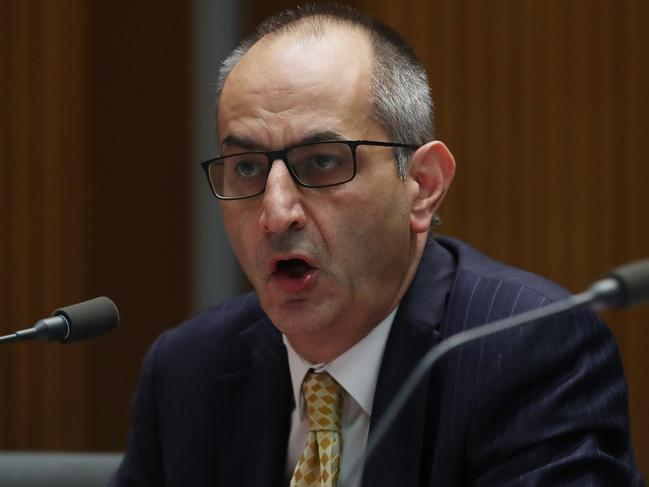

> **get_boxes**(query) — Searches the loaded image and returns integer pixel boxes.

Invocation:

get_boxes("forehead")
[218,25,383,149]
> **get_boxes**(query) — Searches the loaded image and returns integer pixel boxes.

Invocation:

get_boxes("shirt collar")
[284,307,397,417]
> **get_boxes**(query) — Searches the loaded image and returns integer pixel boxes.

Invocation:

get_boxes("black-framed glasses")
[200,140,419,200]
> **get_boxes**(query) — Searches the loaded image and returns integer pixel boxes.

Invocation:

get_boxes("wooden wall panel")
[245,0,649,476]
[1,0,190,450]
[83,0,190,449]
[1,0,90,449]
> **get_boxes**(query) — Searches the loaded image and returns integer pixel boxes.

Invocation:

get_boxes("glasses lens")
[288,142,354,187]
[210,153,269,198]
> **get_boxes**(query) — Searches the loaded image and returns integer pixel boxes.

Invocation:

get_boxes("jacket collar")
[209,314,291,487]
[362,238,457,486]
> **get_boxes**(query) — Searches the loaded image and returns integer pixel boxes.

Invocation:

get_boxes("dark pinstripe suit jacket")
[110,237,643,486]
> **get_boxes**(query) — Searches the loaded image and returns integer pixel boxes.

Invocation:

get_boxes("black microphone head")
[52,296,119,343]
[605,259,649,309]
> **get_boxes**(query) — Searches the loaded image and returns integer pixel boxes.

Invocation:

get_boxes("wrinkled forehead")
[217,25,379,148]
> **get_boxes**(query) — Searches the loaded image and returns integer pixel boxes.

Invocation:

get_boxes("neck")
[286,308,394,364]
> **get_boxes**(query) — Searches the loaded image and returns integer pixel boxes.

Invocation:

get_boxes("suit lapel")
[211,317,293,487]
[362,239,456,487]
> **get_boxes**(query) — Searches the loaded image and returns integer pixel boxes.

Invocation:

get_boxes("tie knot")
[302,371,343,432]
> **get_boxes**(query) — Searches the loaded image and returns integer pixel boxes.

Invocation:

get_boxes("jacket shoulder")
[148,292,274,374]
[437,236,572,310]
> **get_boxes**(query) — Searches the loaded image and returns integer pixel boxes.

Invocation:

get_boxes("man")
[111,3,642,486]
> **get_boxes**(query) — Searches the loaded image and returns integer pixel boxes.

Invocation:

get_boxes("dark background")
[2,0,648,477]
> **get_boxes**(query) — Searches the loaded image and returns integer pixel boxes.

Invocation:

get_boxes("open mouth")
[276,259,315,279]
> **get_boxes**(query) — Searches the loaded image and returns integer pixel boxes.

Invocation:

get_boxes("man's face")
[217,27,421,357]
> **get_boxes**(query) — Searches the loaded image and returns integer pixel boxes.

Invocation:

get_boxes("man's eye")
[310,154,340,170]
[235,161,261,177]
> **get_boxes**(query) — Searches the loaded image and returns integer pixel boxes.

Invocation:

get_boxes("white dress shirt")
[284,308,397,487]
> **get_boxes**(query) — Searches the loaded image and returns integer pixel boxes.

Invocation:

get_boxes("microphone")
[589,259,649,309]
[0,297,119,345]
[343,259,649,486]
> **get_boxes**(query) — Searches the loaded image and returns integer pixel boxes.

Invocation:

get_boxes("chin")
[267,306,333,338]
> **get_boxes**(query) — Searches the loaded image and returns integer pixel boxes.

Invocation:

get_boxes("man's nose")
[258,159,306,234]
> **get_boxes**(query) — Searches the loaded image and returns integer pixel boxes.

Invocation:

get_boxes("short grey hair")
[215,3,441,227]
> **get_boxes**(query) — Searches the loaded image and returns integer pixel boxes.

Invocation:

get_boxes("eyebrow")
[221,130,347,153]
[220,135,262,152]
[299,130,346,145]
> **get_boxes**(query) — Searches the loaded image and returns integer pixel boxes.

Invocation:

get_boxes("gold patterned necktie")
[290,371,344,487]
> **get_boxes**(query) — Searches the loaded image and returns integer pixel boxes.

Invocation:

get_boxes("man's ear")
[408,141,456,234]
